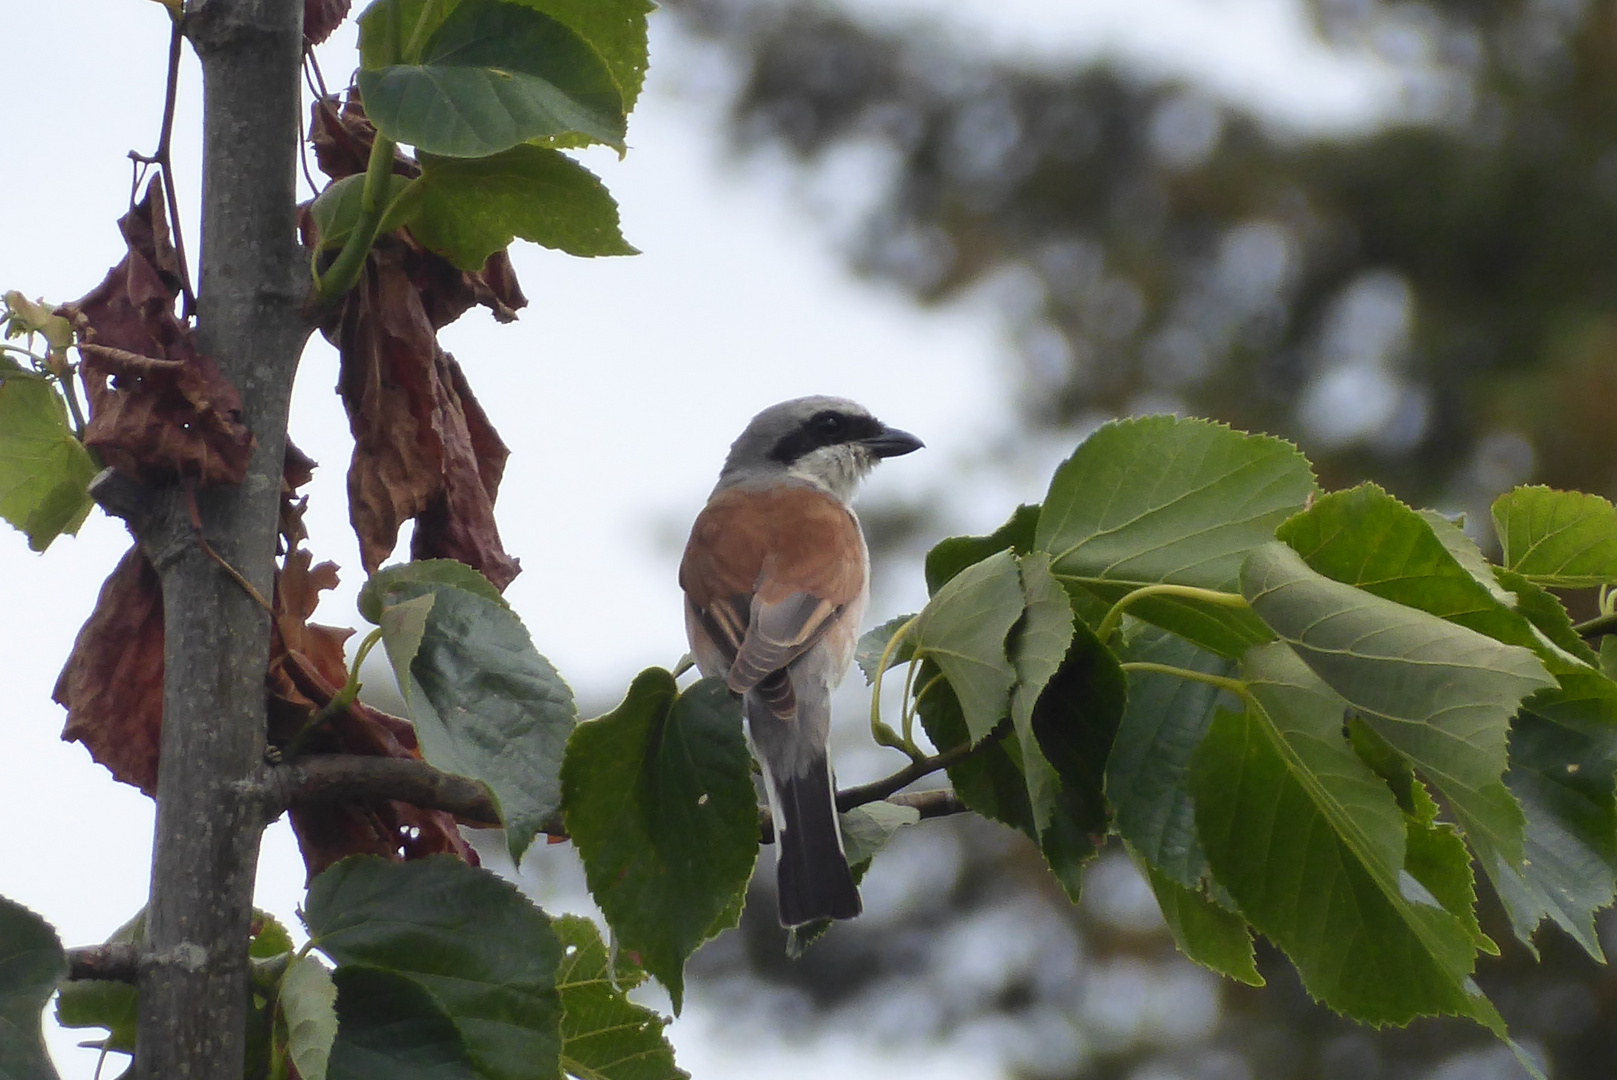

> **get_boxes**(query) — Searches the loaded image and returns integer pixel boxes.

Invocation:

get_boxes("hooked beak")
[861,424,925,459]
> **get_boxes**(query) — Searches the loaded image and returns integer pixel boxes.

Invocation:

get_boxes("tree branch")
[265,754,972,847]
[134,0,311,1075]
[264,754,507,828]
[66,943,141,984]
[835,739,979,811]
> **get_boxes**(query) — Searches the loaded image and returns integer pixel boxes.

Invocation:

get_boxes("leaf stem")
[313,128,398,303]
[1119,660,1251,703]
[868,614,920,752]
[286,627,385,755]
[129,19,196,320]
[1095,583,1249,644]
[60,367,90,438]
[1574,611,1617,639]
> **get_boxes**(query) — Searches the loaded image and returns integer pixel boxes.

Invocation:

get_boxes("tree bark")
[134,0,309,1074]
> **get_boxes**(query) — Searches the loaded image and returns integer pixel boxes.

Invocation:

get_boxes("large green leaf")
[1487,670,1617,960]
[1277,485,1544,651]
[281,956,339,1080]
[1494,568,1601,666]
[1242,541,1555,868]
[0,897,66,1080]
[1035,416,1313,655]
[913,579,1124,904]
[1010,553,1076,836]
[1191,648,1498,1028]
[909,549,1024,743]
[1492,485,1617,588]
[327,967,478,1080]
[553,916,686,1080]
[1105,626,1237,888]
[507,0,652,111]
[0,369,95,552]
[560,672,758,1013]
[365,567,577,863]
[411,146,635,270]
[361,0,651,111]
[306,856,564,1080]
[358,0,626,158]
[923,503,1041,596]
[360,559,510,621]
[1139,857,1262,987]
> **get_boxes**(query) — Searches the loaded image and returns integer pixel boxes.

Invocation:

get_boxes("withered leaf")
[55,546,165,794]
[65,179,253,486]
[332,240,521,590]
[304,0,351,46]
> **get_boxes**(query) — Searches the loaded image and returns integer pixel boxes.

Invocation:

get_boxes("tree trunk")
[134,0,309,1074]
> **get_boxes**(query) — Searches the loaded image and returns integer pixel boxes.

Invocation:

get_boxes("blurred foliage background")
[647,1,1617,1077]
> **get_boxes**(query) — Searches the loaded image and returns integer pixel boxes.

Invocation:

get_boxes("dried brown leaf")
[64,179,253,485]
[55,547,165,794]
[303,0,351,46]
[332,241,521,589]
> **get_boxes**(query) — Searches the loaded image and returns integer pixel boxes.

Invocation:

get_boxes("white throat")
[784,444,875,503]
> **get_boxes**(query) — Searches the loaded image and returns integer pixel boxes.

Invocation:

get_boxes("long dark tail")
[773,756,862,926]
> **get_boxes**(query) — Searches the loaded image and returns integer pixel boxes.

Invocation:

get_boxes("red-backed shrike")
[680,397,923,926]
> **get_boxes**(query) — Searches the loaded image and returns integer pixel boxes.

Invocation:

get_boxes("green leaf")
[1493,485,1617,588]
[410,146,635,270]
[360,560,510,623]
[1106,626,1237,888]
[370,576,576,863]
[924,503,1040,596]
[358,0,626,158]
[252,910,296,959]
[281,956,339,1080]
[854,613,917,685]
[838,802,921,868]
[1278,485,1545,652]
[306,855,564,1080]
[1026,612,1126,900]
[914,591,1124,904]
[561,672,758,1013]
[1035,416,1314,655]
[54,909,144,1055]
[309,173,419,252]
[1486,670,1617,959]
[1011,553,1076,837]
[553,915,686,1080]
[1138,856,1263,987]
[910,549,1024,743]
[1190,701,1499,1028]
[0,370,96,552]
[1494,568,1601,666]
[377,593,436,699]
[1242,541,1555,868]
[0,896,66,1080]
[327,966,478,1080]
[508,0,652,111]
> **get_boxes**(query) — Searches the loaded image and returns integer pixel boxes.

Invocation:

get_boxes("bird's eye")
[814,413,845,436]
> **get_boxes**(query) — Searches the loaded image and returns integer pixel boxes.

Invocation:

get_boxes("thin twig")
[129,19,197,319]
[184,481,274,613]
[836,737,982,811]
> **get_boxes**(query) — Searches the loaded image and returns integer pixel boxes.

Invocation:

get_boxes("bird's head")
[718,396,923,502]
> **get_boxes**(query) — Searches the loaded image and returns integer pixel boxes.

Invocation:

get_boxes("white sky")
[0,1,1402,1076]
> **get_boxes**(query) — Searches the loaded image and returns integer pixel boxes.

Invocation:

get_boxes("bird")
[679,396,923,926]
